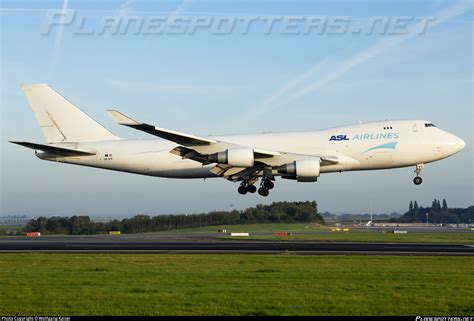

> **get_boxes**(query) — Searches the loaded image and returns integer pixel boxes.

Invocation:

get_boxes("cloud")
[253,0,473,116]
[249,59,329,117]
[47,0,69,78]
[168,0,194,20]
[143,0,193,43]
[117,0,136,18]
[54,0,69,46]
[107,79,246,95]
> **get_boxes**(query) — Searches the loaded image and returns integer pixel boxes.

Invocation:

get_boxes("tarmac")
[0,232,472,255]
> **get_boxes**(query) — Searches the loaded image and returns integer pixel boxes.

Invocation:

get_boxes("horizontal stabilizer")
[10,141,96,157]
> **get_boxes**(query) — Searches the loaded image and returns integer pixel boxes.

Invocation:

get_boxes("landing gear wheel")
[263,179,274,190]
[413,164,424,186]
[238,185,248,195]
[258,187,269,197]
[413,176,422,185]
[247,185,257,193]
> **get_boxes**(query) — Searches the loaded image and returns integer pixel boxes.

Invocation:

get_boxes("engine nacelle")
[277,158,321,179]
[208,148,254,167]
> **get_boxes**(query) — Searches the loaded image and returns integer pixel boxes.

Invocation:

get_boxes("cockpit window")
[425,123,436,127]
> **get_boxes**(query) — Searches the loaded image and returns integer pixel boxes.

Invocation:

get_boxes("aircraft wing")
[107,110,347,181]
[107,110,282,158]
[107,110,217,146]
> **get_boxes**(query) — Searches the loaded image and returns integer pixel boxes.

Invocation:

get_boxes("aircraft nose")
[443,133,465,154]
[455,136,466,151]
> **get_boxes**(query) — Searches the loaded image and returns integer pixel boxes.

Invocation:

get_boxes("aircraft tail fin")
[21,83,120,143]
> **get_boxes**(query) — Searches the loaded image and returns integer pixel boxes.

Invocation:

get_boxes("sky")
[1,0,472,218]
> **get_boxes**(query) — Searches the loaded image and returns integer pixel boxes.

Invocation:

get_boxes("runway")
[0,240,472,255]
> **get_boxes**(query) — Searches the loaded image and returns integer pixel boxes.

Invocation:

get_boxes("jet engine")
[208,148,254,167]
[277,158,320,181]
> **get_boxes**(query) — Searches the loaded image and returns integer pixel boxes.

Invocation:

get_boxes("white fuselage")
[37,120,465,179]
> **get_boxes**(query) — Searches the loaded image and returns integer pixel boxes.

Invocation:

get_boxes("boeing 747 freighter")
[11,84,465,196]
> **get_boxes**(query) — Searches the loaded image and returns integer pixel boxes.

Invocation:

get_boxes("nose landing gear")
[413,164,424,185]
[413,176,423,185]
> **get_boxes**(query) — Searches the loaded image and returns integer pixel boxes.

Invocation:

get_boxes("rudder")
[21,83,120,143]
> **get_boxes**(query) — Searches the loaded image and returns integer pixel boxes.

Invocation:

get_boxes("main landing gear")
[238,183,250,195]
[413,164,424,185]
[238,178,274,197]
[257,179,274,197]
[238,180,257,195]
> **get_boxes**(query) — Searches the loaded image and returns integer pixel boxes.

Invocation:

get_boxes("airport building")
[0,215,32,226]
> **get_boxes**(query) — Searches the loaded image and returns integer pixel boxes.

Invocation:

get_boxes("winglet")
[107,110,141,126]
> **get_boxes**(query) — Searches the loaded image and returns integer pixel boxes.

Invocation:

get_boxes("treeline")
[22,201,323,235]
[392,199,474,224]
[322,213,401,221]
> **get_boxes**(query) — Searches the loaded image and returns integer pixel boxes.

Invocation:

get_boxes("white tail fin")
[21,83,120,143]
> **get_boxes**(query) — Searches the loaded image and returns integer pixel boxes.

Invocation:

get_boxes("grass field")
[0,254,472,316]
[161,223,474,244]
[2,222,471,244]
[228,231,474,244]
[159,223,327,233]
[0,225,22,233]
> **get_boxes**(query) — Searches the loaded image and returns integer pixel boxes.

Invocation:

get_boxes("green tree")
[413,201,420,222]
[442,199,448,213]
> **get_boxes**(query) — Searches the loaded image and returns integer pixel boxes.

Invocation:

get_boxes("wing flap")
[320,155,339,165]
[170,146,209,163]
[254,148,281,158]
[210,162,267,181]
